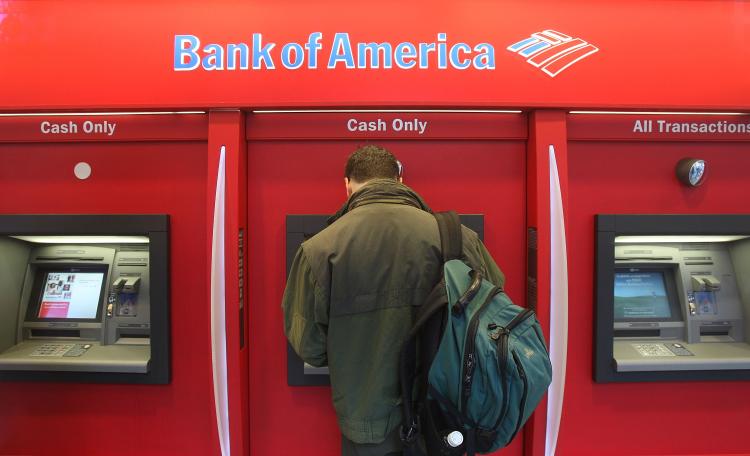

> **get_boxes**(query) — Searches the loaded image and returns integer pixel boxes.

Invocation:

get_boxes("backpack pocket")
[485,310,552,451]
[504,319,554,446]
[508,350,529,442]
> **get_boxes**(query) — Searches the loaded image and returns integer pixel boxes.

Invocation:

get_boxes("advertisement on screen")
[37,272,103,319]
[614,272,671,320]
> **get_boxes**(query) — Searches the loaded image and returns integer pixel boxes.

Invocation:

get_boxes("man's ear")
[345,177,353,197]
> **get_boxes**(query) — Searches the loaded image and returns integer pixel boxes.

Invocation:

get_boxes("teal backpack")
[399,212,552,456]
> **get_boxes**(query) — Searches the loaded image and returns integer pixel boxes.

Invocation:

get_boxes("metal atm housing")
[595,214,750,382]
[286,214,485,386]
[0,215,169,384]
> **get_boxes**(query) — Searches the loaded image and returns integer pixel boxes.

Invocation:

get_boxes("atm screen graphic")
[36,271,105,320]
[614,271,671,320]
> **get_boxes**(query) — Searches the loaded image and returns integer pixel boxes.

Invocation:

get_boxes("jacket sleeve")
[281,246,329,367]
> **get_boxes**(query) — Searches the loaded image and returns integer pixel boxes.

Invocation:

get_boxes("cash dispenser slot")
[35,256,105,261]
[700,323,732,340]
[615,256,673,261]
[118,332,149,339]
[614,329,660,338]
[700,326,731,336]
[30,329,81,338]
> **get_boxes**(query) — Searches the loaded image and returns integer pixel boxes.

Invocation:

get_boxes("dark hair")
[345,145,400,182]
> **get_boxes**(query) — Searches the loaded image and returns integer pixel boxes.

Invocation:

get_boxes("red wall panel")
[247,136,527,455]
[563,140,750,456]
[0,141,218,456]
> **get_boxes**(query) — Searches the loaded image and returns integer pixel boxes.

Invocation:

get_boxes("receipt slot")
[286,214,484,386]
[595,214,750,382]
[0,215,169,384]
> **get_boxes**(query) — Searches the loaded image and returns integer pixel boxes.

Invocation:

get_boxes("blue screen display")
[614,271,672,319]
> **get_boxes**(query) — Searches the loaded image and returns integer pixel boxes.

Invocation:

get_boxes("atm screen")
[614,269,679,321]
[27,266,107,322]
[37,272,104,319]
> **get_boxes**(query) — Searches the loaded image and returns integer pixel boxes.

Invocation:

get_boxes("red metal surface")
[0,140,218,456]
[0,1,748,110]
[564,136,750,456]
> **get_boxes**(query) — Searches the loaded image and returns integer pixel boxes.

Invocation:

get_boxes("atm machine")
[0,215,169,384]
[595,214,750,382]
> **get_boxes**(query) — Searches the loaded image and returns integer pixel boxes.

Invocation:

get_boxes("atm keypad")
[30,343,91,358]
[30,343,76,357]
[632,343,676,357]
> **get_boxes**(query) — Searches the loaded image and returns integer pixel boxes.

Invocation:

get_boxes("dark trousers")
[341,426,403,456]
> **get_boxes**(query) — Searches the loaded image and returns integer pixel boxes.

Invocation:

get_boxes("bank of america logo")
[507,30,598,77]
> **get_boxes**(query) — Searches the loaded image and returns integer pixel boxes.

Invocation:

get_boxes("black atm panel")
[286,214,484,387]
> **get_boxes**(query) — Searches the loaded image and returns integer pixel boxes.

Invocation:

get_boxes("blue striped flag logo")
[507,30,599,77]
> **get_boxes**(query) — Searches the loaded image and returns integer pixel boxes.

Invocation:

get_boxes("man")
[283,145,504,456]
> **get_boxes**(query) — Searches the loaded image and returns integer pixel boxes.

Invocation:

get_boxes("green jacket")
[282,179,504,444]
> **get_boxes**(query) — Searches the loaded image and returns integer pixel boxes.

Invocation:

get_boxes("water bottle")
[444,430,463,448]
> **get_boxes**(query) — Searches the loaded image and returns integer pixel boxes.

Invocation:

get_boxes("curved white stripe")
[211,146,231,456]
[546,145,568,456]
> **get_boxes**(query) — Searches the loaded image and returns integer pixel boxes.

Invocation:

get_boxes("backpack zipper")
[496,308,535,375]
[460,287,502,414]
[490,324,510,427]
[506,308,535,332]
[508,350,529,443]
[492,308,535,428]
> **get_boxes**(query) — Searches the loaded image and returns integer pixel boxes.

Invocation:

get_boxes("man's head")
[344,145,402,196]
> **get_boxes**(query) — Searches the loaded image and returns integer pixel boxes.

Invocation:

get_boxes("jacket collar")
[327,179,432,225]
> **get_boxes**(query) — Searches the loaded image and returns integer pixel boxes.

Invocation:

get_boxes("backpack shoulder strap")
[434,211,462,261]
[400,211,465,455]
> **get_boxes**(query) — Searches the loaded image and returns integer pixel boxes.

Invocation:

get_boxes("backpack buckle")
[400,417,420,444]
